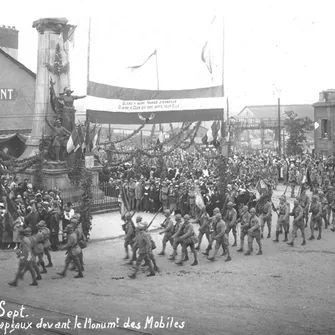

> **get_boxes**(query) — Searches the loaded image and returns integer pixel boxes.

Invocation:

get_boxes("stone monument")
[19,17,102,193]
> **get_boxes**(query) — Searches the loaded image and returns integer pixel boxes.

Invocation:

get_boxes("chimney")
[0,25,18,59]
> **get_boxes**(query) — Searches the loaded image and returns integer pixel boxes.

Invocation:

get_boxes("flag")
[6,196,19,221]
[67,127,80,153]
[120,184,130,219]
[87,124,97,151]
[78,124,86,150]
[201,16,216,76]
[127,49,157,71]
[256,179,268,196]
[62,25,77,46]
[75,125,84,152]
[195,188,205,209]
[92,128,101,150]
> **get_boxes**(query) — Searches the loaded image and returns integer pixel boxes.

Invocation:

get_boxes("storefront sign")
[0,88,17,100]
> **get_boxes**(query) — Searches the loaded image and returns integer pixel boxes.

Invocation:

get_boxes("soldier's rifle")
[147,206,162,229]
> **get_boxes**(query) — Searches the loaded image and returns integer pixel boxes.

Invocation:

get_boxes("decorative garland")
[103,122,147,145]
[33,156,44,189]
[79,168,93,240]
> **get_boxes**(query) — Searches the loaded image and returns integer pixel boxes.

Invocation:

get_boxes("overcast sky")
[1,0,335,115]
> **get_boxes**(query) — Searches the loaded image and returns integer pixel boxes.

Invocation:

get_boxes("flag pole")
[86,17,91,91]
[85,17,92,153]
[155,50,162,133]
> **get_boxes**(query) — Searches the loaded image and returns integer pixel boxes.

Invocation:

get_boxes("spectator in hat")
[12,217,24,250]
[25,202,40,235]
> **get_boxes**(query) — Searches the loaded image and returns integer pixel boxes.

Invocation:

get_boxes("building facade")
[0,26,35,156]
[313,89,335,156]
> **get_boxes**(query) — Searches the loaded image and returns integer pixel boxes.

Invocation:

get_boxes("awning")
[0,133,29,144]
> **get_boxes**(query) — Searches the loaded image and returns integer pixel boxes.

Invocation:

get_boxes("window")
[321,119,330,139]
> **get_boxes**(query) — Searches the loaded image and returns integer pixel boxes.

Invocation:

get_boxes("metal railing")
[59,183,120,214]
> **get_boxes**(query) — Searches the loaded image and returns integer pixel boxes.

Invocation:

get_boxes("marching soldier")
[35,221,47,274]
[309,195,322,240]
[289,167,298,198]
[127,215,143,266]
[319,191,329,229]
[244,208,262,256]
[207,213,231,262]
[195,208,211,251]
[169,214,183,261]
[123,212,135,260]
[224,202,237,246]
[57,224,84,278]
[129,222,155,278]
[300,188,310,228]
[237,205,251,252]
[202,207,221,256]
[8,228,40,287]
[39,220,53,267]
[259,195,272,239]
[175,214,198,266]
[273,196,289,243]
[326,185,333,226]
[287,200,306,246]
[158,209,174,256]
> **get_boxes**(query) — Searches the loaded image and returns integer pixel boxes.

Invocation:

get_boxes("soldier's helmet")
[125,212,132,218]
[227,202,234,207]
[23,227,32,235]
[293,200,299,205]
[249,208,256,213]
[184,214,190,220]
[213,207,220,213]
[175,214,182,220]
[164,209,171,215]
[215,213,222,220]
[242,205,248,211]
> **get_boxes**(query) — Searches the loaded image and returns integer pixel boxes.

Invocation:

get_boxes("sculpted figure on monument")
[56,87,86,132]
[44,118,72,162]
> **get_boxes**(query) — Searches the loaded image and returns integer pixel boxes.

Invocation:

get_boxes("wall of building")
[0,53,35,134]
[314,103,334,156]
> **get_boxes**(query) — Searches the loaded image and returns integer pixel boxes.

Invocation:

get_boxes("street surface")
[0,184,334,335]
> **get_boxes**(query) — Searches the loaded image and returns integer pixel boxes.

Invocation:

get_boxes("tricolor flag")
[202,121,220,145]
[127,49,157,72]
[62,24,76,46]
[78,124,86,150]
[67,127,80,153]
[256,179,268,197]
[92,128,101,150]
[75,125,84,152]
[195,188,205,209]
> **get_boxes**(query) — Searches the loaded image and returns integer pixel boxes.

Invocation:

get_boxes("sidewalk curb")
[89,227,161,243]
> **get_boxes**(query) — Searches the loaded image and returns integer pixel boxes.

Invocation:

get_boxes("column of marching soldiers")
[6,213,86,287]
[122,184,334,279]
[6,184,334,284]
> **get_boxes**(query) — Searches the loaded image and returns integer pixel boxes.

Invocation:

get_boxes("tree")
[283,111,314,155]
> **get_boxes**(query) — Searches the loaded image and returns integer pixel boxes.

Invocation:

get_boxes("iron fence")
[59,183,120,214]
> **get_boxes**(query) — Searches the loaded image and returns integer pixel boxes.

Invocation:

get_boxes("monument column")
[21,17,69,158]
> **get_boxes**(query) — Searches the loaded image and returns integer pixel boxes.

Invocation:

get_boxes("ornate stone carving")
[32,18,68,35]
